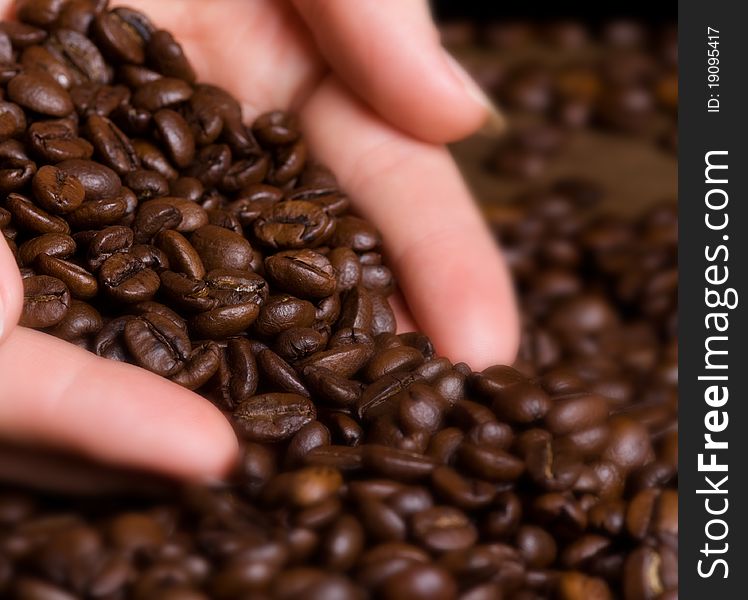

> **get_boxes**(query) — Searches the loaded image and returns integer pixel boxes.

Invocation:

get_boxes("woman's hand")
[0,0,518,481]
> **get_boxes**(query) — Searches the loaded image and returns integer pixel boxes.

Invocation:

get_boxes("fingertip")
[293,0,490,143]
[0,235,22,344]
[170,402,240,482]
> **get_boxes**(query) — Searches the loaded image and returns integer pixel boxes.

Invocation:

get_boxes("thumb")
[291,0,503,143]
[0,233,22,345]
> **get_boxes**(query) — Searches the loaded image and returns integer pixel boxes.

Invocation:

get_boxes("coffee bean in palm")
[91,9,145,64]
[190,224,253,272]
[28,119,94,162]
[56,158,120,201]
[153,108,195,168]
[85,114,139,174]
[7,71,74,116]
[253,200,334,249]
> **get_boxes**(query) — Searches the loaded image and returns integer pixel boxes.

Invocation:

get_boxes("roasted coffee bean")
[545,393,610,435]
[57,158,121,201]
[92,9,145,65]
[99,252,159,303]
[234,393,316,442]
[6,192,70,234]
[256,347,310,397]
[458,441,525,482]
[7,71,74,116]
[71,81,130,117]
[253,200,334,249]
[330,215,380,252]
[67,194,128,229]
[146,29,196,82]
[265,249,336,299]
[153,108,195,168]
[86,114,139,174]
[302,365,362,408]
[362,445,436,482]
[31,164,85,215]
[171,342,221,390]
[21,274,70,328]
[123,311,190,376]
[18,232,76,265]
[35,254,98,299]
[156,229,205,279]
[412,506,478,553]
[28,119,94,162]
[0,101,27,140]
[254,294,316,337]
[431,466,495,510]
[45,27,110,85]
[364,345,423,382]
[491,381,552,423]
[86,225,133,268]
[47,299,102,341]
[190,224,253,272]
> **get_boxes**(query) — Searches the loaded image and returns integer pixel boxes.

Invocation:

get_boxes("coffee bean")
[253,200,334,249]
[31,164,86,214]
[99,252,159,303]
[153,108,195,168]
[21,274,70,328]
[190,224,253,272]
[6,193,70,234]
[92,10,145,65]
[265,249,336,299]
[545,393,610,435]
[412,506,477,553]
[8,71,74,116]
[233,393,316,442]
[57,158,121,201]
[28,120,94,162]
[146,29,195,82]
[86,114,139,174]
[19,232,76,265]
[123,311,190,376]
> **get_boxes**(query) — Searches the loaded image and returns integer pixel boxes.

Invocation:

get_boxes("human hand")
[0,0,518,481]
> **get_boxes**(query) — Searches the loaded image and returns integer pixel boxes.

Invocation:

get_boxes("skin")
[0,0,519,481]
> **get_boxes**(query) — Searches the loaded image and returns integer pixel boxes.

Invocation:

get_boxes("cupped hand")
[0,0,519,481]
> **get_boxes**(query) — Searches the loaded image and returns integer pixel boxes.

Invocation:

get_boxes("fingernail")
[443,50,506,135]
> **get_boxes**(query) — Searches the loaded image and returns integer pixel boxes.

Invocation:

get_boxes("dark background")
[432,0,676,22]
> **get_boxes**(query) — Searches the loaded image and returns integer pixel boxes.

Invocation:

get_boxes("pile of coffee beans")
[0,3,676,599]
[440,19,678,179]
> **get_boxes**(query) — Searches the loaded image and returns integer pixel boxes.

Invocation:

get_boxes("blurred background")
[431,1,677,216]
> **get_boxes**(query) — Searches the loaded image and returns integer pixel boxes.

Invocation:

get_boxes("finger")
[0,327,238,480]
[0,235,22,346]
[292,0,499,143]
[390,291,418,334]
[301,76,520,368]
